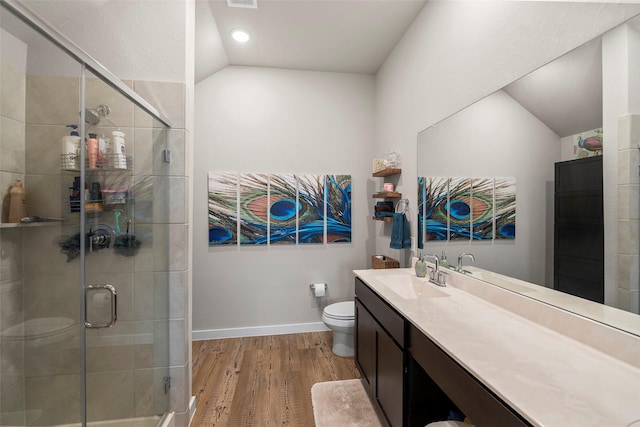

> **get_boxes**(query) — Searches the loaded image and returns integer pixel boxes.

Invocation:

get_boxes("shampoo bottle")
[87,133,98,169]
[111,130,127,169]
[62,125,81,170]
[8,179,27,223]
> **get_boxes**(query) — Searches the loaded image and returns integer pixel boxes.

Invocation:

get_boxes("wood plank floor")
[191,331,361,426]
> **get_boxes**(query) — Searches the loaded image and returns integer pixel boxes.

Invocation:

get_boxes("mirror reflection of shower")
[83,104,112,125]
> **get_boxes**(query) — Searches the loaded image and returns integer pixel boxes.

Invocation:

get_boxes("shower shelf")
[61,154,133,172]
[0,222,59,229]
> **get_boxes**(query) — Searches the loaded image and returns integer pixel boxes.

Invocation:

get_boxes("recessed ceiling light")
[231,29,251,43]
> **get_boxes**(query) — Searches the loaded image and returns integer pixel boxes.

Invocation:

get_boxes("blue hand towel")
[390,213,411,249]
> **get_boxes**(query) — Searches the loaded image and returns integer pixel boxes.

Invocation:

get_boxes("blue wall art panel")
[326,175,352,243]
[297,174,326,244]
[239,173,269,245]
[471,178,494,240]
[424,177,449,241]
[208,172,238,246]
[269,174,298,244]
[417,177,425,249]
[494,177,516,239]
[448,178,472,240]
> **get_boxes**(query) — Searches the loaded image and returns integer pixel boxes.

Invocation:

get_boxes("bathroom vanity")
[353,268,640,427]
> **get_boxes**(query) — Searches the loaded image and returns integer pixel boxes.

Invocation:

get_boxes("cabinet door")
[376,327,404,427]
[355,298,375,388]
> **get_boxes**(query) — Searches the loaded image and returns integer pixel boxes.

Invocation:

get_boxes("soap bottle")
[415,254,427,278]
[8,179,27,223]
[87,133,99,169]
[62,124,81,170]
[111,130,127,169]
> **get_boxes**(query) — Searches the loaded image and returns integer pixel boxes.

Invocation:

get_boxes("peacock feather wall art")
[494,177,516,239]
[208,172,239,245]
[208,172,351,246]
[326,174,352,243]
[418,176,516,243]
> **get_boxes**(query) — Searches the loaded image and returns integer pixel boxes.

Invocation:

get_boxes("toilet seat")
[323,301,354,320]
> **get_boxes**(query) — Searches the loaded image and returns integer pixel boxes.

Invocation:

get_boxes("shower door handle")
[85,284,118,328]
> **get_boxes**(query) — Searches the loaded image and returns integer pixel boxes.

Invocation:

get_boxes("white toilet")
[322,301,355,357]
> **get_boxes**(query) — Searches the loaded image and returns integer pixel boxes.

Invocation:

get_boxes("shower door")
[0,2,172,425]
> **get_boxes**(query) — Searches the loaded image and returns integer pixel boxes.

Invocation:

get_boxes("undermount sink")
[381,274,450,299]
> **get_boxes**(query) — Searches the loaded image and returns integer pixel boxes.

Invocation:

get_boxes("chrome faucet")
[424,254,447,287]
[457,253,475,273]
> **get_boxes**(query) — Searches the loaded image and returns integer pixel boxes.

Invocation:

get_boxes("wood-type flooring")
[191,331,361,426]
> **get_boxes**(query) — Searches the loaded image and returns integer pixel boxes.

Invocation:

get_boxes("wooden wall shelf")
[373,192,401,198]
[372,216,394,223]
[372,168,401,177]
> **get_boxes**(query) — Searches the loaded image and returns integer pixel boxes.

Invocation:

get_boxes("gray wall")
[192,66,375,337]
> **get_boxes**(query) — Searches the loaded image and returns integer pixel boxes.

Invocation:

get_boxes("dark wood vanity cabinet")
[355,278,405,427]
[355,277,532,427]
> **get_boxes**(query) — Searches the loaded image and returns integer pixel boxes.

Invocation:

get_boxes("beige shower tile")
[169,318,187,366]
[26,373,82,425]
[618,148,640,186]
[618,219,640,255]
[0,116,25,174]
[0,227,23,282]
[153,176,187,224]
[134,128,185,176]
[86,342,134,373]
[133,224,186,272]
[169,363,189,413]
[85,77,134,129]
[25,124,71,175]
[133,271,181,321]
[133,81,185,129]
[0,63,26,122]
[24,174,62,217]
[86,371,135,420]
[618,254,640,291]
[26,75,79,126]
[24,335,80,377]
[618,114,640,150]
[618,289,640,314]
[23,273,79,320]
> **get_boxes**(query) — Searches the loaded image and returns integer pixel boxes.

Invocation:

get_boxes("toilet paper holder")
[309,283,327,297]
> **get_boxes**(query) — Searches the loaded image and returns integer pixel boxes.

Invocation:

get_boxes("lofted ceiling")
[195,0,428,82]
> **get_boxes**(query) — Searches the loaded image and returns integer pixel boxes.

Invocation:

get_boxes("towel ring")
[395,199,409,213]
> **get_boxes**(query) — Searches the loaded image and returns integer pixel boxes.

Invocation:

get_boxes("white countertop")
[354,268,640,427]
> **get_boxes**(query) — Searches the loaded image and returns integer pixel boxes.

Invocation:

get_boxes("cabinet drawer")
[409,325,530,427]
[355,277,404,346]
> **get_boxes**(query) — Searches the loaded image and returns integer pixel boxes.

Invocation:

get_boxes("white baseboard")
[192,322,329,341]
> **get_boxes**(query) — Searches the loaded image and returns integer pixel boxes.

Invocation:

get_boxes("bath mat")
[311,379,384,427]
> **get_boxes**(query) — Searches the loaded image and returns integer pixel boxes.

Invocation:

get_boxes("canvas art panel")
[239,173,269,245]
[471,178,494,240]
[208,172,238,246]
[447,177,472,241]
[424,177,449,241]
[269,173,298,244]
[297,174,326,244]
[326,175,352,243]
[494,177,516,239]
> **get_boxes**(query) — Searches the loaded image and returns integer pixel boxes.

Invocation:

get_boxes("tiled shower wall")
[618,114,640,313]
[0,33,27,424]
[1,68,189,424]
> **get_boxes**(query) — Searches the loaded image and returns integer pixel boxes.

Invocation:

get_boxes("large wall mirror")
[417,14,640,336]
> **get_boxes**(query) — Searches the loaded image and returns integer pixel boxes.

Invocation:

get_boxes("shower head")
[85,108,101,125]
[83,104,111,126]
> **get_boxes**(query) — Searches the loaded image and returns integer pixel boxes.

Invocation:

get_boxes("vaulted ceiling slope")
[195,0,428,83]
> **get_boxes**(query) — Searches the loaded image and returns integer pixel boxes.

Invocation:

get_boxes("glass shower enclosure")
[1,2,174,426]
